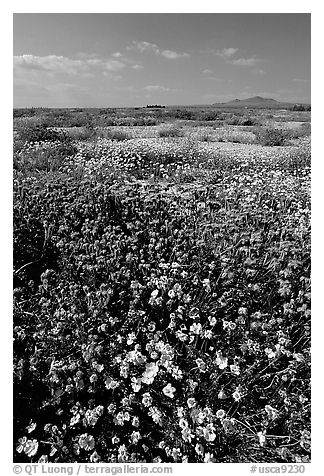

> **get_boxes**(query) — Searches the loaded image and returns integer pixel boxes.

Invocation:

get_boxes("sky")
[13,13,311,107]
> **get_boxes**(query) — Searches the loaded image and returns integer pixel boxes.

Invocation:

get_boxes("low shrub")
[158,125,184,138]
[100,129,131,141]
[254,127,291,146]
[288,123,311,139]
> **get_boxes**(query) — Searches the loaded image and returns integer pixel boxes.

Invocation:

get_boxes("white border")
[2,3,322,475]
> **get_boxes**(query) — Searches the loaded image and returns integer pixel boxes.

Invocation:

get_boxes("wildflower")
[118,444,128,462]
[147,322,156,332]
[203,424,216,442]
[179,418,188,429]
[204,329,213,339]
[196,358,207,372]
[70,413,81,426]
[188,379,198,391]
[181,427,194,442]
[142,392,153,407]
[175,330,188,342]
[148,406,162,425]
[190,408,205,425]
[216,409,226,419]
[195,443,204,456]
[265,347,276,359]
[142,362,159,384]
[204,452,216,463]
[257,431,267,447]
[38,455,48,463]
[238,307,248,315]
[202,278,211,290]
[170,365,183,380]
[216,351,228,369]
[16,436,28,453]
[115,412,125,426]
[190,322,202,335]
[26,422,37,433]
[163,383,176,398]
[24,439,39,458]
[130,431,141,444]
[105,376,120,390]
[232,390,242,402]
[265,405,279,420]
[112,436,120,445]
[132,416,140,427]
[78,433,95,451]
[229,321,236,330]
[131,377,142,393]
[107,403,116,414]
[187,397,196,408]
[208,316,217,326]
[168,289,176,299]
[127,332,136,345]
[230,364,241,376]
[123,412,130,421]
[90,451,100,462]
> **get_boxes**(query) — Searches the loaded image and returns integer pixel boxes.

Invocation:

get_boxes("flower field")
[13,122,311,464]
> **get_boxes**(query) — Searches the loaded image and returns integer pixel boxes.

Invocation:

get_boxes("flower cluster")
[13,123,310,463]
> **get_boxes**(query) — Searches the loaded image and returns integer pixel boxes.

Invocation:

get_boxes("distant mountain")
[212,96,292,109]
[233,96,277,103]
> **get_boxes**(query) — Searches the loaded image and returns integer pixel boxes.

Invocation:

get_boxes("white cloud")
[14,54,126,81]
[215,47,238,58]
[102,59,125,71]
[228,57,263,67]
[14,55,84,75]
[161,50,190,59]
[204,76,226,82]
[127,41,189,60]
[202,69,213,74]
[112,52,123,58]
[132,64,144,70]
[253,69,267,75]
[144,84,179,93]
[127,40,160,54]
[144,85,171,92]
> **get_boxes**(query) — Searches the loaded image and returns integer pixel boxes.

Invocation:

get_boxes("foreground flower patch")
[14,135,310,463]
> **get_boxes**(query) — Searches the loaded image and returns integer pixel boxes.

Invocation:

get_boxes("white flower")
[163,383,176,399]
[190,322,202,335]
[142,392,152,407]
[264,405,279,420]
[257,431,266,447]
[203,424,216,442]
[230,364,240,376]
[216,409,226,419]
[196,358,207,372]
[232,390,242,401]
[216,351,228,369]
[142,362,159,384]
[187,398,196,408]
[24,439,39,457]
